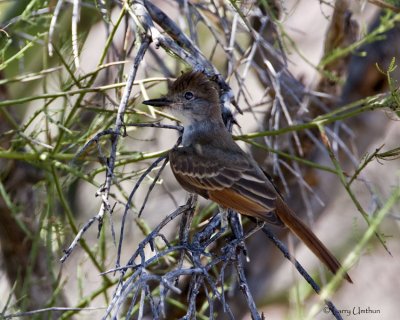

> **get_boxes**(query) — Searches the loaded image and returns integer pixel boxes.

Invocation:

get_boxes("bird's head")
[143,71,221,125]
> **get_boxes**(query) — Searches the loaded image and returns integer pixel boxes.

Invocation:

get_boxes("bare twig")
[48,0,65,56]
[61,2,152,263]
[256,222,343,320]
[116,153,169,268]
[72,0,81,69]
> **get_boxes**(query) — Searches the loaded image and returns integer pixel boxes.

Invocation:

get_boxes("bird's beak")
[142,97,172,107]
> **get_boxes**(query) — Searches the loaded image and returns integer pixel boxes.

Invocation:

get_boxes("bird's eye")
[184,91,194,100]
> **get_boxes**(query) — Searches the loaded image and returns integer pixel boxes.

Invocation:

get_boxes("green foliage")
[1,1,400,319]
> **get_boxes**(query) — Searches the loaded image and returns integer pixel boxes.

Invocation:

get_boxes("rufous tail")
[275,198,352,283]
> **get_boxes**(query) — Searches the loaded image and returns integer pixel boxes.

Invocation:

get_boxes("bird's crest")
[170,71,220,103]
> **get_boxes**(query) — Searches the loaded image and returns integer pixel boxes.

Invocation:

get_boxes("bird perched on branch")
[143,71,352,283]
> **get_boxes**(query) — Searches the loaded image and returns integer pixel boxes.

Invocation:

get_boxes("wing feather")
[169,140,352,281]
[170,145,282,225]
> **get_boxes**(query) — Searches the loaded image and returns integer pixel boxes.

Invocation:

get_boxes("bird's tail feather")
[275,198,352,283]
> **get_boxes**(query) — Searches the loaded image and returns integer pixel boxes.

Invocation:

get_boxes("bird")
[143,71,352,283]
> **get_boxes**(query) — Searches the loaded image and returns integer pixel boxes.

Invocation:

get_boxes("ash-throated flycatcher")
[143,71,351,282]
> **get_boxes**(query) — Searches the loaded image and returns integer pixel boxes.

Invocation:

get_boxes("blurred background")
[1,0,400,319]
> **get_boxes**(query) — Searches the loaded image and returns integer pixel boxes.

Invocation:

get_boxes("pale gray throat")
[181,120,223,147]
[182,124,197,146]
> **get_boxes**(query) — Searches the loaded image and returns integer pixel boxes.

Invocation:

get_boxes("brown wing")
[169,145,283,226]
[170,145,352,282]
